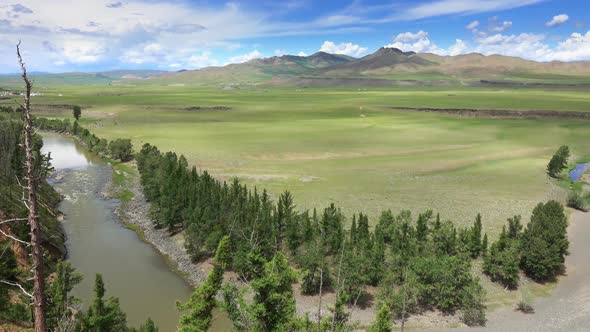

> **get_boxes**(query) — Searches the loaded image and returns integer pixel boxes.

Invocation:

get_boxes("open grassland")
[4,85,590,238]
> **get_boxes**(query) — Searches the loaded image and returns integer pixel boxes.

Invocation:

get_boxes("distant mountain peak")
[376,47,416,56]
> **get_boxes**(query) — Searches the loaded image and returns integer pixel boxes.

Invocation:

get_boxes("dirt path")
[424,210,590,332]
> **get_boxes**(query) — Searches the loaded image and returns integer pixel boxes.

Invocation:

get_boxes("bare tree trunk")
[17,41,47,332]
[400,267,408,332]
[317,237,324,332]
[330,241,345,332]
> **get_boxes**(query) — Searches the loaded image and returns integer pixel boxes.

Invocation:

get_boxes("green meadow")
[6,84,590,236]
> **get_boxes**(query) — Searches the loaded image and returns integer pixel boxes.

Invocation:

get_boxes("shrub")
[520,201,568,281]
[566,191,587,211]
[109,138,133,162]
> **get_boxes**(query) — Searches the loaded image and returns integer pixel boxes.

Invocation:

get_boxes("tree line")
[0,110,157,331]
[3,106,570,330]
[34,114,133,162]
[136,140,569,329]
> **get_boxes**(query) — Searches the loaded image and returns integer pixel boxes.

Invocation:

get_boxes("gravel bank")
[109,171,208,287]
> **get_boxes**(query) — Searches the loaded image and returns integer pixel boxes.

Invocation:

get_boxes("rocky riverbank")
[106,169,209,287]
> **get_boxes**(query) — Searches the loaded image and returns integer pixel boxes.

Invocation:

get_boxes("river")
[41,133,230,332]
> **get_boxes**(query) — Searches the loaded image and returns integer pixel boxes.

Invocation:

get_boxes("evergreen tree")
[137,318,159,332]
[72,105,82,121]
[178,236,231,332]
[369,303,392,332]
[46,262,82,329]
[251,253,297,331]
[0,241,18,316]
[108,138,133,162]
[470,214,483,258]
[520,201,569,281]
[83,274,128,332]
[276,191,295,251]
[482,227,520,289]
[547,145,569,177]
[321,204,344,254]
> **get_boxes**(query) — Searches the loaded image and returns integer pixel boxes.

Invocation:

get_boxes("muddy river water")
[41,133,230,332]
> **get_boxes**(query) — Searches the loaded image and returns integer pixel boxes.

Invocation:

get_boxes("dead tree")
[16,41,47,332]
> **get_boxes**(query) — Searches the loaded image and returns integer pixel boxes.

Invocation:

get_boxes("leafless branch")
[0,217,28,225]
[0,279,34,299]
[0,228,30,246]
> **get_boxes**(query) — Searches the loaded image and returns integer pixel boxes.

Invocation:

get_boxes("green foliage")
[0,241,19,319]
[109,138,134,162]
[369,303,392,332]
[82,274,128,332]
[298,238,331,295]
[177,236,230,332]
[547,145,569,177]
[130,318,159,332]
[470,214,483,258]
[410,255,483,314]
[520,201,569,281]
[251,253,297,331]
[221,253,297,331]
[483,229,520,289]
[461,281,487,326]
[321,204,345,254]
[566,190,588,211]
[47,261,83,329]
[73,105,82,121]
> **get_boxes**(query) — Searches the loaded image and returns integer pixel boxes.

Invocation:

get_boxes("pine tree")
[483,226,520,289]
[470,214,483,258]
[137,318,159,332]
[72,105,82,121]
[369,303,392,332]
[547,145,569,177]
[520,201,569,281]
[83,274,128,332]
[178,236,231,332]
[46,262,82,329]
[251,253,297,330]
[482,233,488,256]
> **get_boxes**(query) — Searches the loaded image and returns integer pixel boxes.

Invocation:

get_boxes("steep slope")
[150,52,355,84]
[417,53,590,78]
[317,47,435,76]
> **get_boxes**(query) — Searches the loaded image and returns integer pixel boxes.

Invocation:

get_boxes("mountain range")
[2,48,590,86]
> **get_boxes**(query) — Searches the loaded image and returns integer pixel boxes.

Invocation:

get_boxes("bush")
[520,201,569,281]
[566,191,587,211]
[109,138,133,162]
[516,301,534,314]
[547,145,569,178]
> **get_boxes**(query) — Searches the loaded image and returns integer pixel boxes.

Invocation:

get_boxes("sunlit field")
[8,84,590,237]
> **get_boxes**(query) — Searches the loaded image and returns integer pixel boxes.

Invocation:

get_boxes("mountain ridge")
[3,49,590,86]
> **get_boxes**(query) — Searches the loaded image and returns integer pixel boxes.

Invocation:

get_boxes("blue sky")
[1,0,589,73]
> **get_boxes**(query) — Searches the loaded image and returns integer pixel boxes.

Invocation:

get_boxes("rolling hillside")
[142,47,590,85]
[3,49,590,87]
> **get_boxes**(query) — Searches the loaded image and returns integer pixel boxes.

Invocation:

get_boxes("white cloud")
[466,20,479,30]
[490,21,512,32]
[379,29,590,62]
[385,31,444,53]
[400,0,544,21]
[546,14,569,28]
[0,0,270,71]
[227,50,263,64]
[297,51,307,56]
[547,31,590,61]
[61,39,107,63]
[187,52,218,68]
[319,41,368,57]
[447,39,469,56]
[274,49,286,56]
